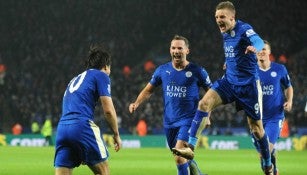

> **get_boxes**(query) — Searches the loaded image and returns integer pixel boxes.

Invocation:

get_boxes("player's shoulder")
[187,62,202,70]
[271,62,288,72]
[188,61,198,67]
[237,20,253,29]
[87,69,100,73]
[157,61,172,69]
[189,61,205,67]
[188,62,208,74]
[86,69,100,75]
[236,20,256,37]
[87,69,109,79]
[271,62,286,69]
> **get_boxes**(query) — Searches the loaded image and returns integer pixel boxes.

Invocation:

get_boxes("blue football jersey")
[150,62,212,128]
[55,69,111,168]
[259,62,292,121]
[223,20,262,85]
[61,69,111,121]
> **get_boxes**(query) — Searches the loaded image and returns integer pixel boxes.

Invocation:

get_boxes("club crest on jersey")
[185,71,192,77]
[270,71,277,77]
[230,30,235,37]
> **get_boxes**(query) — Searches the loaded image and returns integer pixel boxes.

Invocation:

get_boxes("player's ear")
[104,65,110,70]
[100,66,107,72]
[186,48,190,55]
[230,15,235,22]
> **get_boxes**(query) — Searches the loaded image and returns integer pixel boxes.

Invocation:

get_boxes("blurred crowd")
[0,0,306,136]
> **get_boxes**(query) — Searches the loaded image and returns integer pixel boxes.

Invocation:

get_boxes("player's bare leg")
[55,167,72,175]
[88,161,110,175]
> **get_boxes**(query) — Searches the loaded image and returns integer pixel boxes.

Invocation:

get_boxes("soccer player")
[253,40,293,175]
[129,35,212,175]
[54,44,122,175]
[172,1,274,175]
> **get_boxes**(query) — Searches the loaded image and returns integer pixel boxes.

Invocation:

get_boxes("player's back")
[61,69,110,122]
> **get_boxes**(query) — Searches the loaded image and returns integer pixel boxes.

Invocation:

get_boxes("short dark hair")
[263,40,271,51]
[86,44,111,70]
[172,35,189,48]
[216,1,236,15]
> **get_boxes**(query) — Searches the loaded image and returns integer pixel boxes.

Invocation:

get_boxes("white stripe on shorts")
[256,80,263,120]
[89,120,108,159]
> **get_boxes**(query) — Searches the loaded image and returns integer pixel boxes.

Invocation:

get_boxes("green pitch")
[0,146,306,175]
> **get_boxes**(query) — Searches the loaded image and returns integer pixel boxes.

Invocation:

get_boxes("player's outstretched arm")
[129,83,155,114]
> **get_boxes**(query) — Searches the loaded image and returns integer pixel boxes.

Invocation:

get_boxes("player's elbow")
[103,110,114,117]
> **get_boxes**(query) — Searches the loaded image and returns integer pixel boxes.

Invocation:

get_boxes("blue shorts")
[263,118,283,144]
[164,125,190,150]
[211,78,262,120]
[54,118,109,168]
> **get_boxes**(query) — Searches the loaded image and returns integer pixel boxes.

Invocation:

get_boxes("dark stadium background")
[0,0,306,136]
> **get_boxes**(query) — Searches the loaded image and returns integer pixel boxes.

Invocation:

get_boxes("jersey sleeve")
[242,23,264,52]
[95,72,111,97]
[149,66,162,87]
[250,35,264,52]
[198,67,212,89]
[280,65,292,88]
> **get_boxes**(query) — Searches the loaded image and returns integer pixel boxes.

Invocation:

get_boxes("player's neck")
[228,20,236,32]
[259,60,271,70]
[173,61,189,70]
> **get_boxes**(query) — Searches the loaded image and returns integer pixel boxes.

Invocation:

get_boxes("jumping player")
[172,1,274,175]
